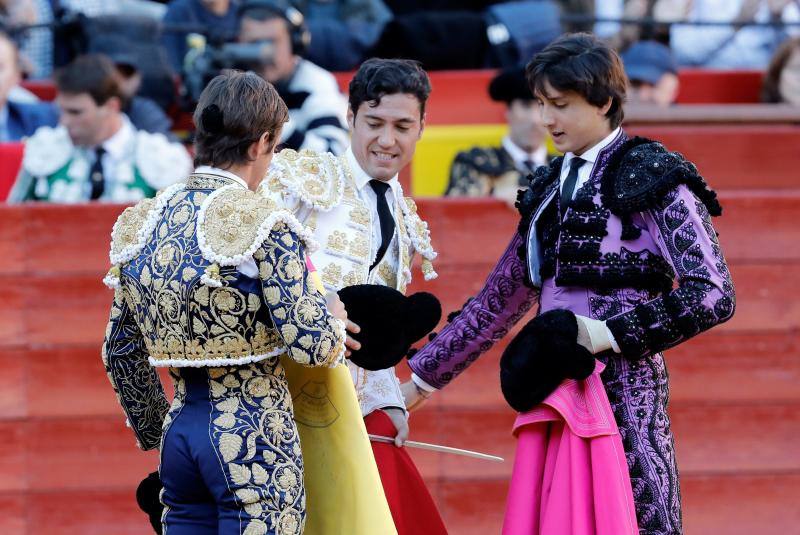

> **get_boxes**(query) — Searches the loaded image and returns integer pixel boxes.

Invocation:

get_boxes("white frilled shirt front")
[260,148,439,417]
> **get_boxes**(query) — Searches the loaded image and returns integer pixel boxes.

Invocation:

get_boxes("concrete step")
[5,398,794,495]
[2,330,795,423]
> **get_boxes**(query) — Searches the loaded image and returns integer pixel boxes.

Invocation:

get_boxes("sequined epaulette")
[399,197,438,280]
[196,185,319,287]
[103,183,186,288]
[600,137,722,219]
[261,148,344,211]
[454,146,514,175]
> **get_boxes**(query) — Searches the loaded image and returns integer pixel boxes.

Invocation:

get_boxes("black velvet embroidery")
[605,188,736,359]
[514,133,724,295]
[599,136,723,236]
[515,158,562,284]
[515,157,562,238]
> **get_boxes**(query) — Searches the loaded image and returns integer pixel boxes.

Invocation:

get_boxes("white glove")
[382,407,409,447]
[575,315,614,354]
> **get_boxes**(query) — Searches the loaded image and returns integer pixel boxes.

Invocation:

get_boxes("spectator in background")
[104,48,174,136]
[239,1,349,154]
[295,0,392,71]
[161,0,240,73]
[7,54,190,203]
[60,0,166,18]
[607,0,683,50]
[622,40,680,107]
[763,36,800,104]
[671,0,800,69]
[0,31,58,141]
[446,67,548,205]
[1,0,53,79]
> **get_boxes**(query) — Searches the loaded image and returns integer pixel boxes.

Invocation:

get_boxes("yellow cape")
[281,269,397,534]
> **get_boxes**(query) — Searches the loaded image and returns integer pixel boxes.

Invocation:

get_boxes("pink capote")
[502,362,639,535]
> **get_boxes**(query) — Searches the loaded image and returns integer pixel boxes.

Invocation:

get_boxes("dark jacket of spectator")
[124,96,173,137]
[161,0,240,73]
[0,100,59,141]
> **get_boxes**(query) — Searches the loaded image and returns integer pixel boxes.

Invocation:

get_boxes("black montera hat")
[338,284,441,371]
[489,67,534,103]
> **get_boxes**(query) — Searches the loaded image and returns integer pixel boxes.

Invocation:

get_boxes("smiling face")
[347,93,424,181]
[534,79,613,156]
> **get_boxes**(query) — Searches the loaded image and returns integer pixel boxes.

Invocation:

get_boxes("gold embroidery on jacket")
[321,264,343,288]
[326,230,349,253]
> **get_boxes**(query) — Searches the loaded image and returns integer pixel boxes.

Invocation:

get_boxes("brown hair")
[526,33,627,129]
[193,70,288,169]
[348,58,431,119]
[54,54,123,106]
[762,37,800,103]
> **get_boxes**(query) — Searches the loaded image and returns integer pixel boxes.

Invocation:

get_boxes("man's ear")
[598,97,613,117]
[346,106,355,130]
[418,112,426,139]
[104,96,122,114]
[255,131,274,158]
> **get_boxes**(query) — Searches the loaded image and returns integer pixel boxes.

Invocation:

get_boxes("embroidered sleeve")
[407,232,539,389]
[256,223,346,367]
[606,185,736,359]
[101,289,169,450]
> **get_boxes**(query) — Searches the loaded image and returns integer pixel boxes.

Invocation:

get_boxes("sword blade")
[368,434,504,463]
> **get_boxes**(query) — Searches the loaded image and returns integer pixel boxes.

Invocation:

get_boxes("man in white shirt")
[261,58,447,535]
[446,67,549,205]
[8,54,190,203]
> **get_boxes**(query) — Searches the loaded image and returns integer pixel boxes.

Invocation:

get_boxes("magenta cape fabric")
[503,363,638,535]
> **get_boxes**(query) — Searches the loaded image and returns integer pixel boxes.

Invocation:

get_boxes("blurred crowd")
[0,0,799,203]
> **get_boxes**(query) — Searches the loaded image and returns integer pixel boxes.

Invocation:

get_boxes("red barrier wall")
[0,192,798,534]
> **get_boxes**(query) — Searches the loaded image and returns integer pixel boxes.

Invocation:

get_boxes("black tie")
[369,180,395,270]
[89,146,106,200]
[522,159,536,176]
[560,157,586,212]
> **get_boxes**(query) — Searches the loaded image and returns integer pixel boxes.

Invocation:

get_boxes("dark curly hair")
[193,70,288,169]
[526,33,627,129]
[348,58,431,118]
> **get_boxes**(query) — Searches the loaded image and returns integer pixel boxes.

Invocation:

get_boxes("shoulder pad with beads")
[260,148,344,212]
[198,185,318,266]
[600,136,722,217]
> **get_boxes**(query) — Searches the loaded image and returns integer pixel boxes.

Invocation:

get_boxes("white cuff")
[606,326,621,353]
[411,373,437,393]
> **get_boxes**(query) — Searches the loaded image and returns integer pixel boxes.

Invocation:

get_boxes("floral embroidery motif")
[105,176,344,369]
[321,264,343,288]
[377,263,397,287]
[326,230,349,253]
[348,205,370,228]
[102,289,169,450]
[203,362,306,535]
[349,235,369,260]
[267,149,344,212]
[606,186,735,359]
[343,270,364,287]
